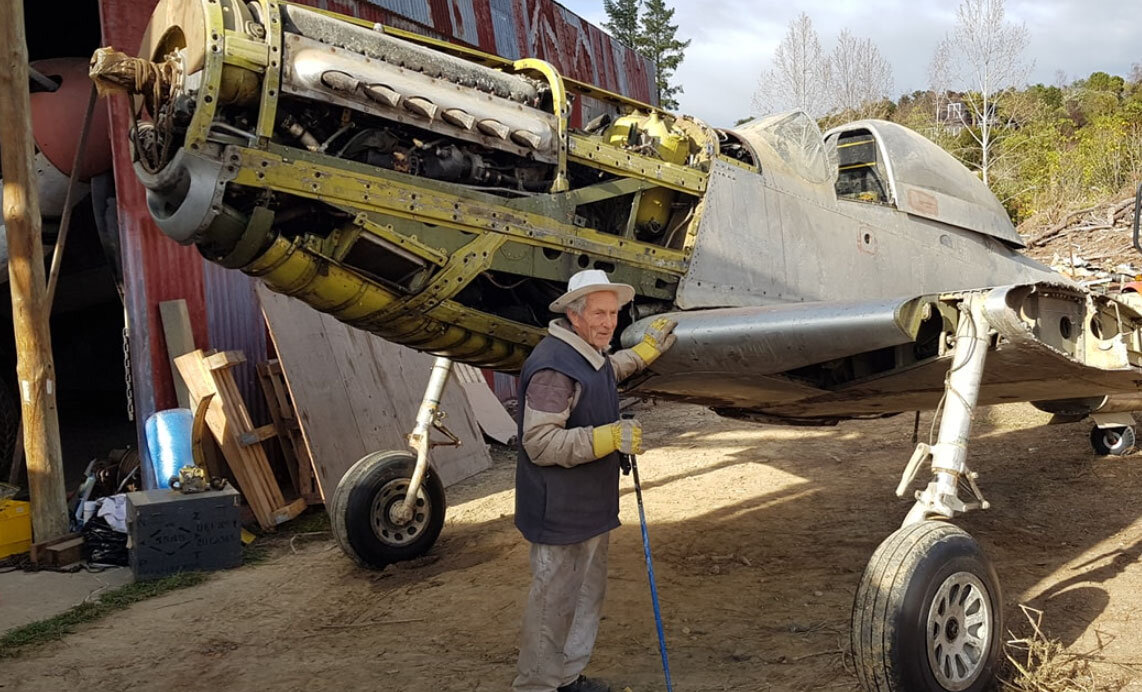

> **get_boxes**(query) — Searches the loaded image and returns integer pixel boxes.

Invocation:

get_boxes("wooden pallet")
[257,359,320,505]
[175,349,305,530]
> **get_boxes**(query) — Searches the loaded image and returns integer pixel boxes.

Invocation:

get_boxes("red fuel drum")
[29,57,113,181]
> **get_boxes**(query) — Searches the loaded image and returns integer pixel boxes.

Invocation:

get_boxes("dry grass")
[1000,605,1122,692]
[0,571,209,659]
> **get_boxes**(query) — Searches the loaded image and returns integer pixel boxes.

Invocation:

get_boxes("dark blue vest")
[515,335,622,545]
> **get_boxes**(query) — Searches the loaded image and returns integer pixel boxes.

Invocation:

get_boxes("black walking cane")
[620,413,674,691]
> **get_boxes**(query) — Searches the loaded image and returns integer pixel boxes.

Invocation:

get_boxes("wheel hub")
[945,618,960,641]
[926,571,991,691]
[370,478,431,547]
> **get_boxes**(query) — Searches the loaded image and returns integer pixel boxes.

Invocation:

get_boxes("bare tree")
[927,39,953,135]
[947,0,1032,185]
[751,13,830,117]
[829,30,893,118]
[1129,63,1142,86]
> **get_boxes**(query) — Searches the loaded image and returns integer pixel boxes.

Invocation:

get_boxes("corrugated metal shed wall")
[489,0,521,60]
[99,0,207,487]
[315,0,658,113]
[202,263,266,424]
[98,0,657,487]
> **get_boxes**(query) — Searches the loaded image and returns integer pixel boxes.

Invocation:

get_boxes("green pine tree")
[602,0,641,50]
[637,0,690,110]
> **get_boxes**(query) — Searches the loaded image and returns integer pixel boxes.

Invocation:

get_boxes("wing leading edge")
[621,282,1142,425]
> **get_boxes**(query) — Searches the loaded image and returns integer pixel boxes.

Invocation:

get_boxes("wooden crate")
[175,349,305,530]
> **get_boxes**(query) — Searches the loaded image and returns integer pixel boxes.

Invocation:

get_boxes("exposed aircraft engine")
[91,0,725,370]
[89,12,1142,687]
[91,0,1106,400]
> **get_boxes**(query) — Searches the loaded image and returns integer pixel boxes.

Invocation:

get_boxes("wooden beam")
[0,0,68,542]
[204,350,247,370]
[239,423,278,447]
[30,532,83,568]
[159,299,197,409]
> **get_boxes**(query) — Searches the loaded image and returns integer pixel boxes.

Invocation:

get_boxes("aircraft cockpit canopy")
[824,120,1024,247]
[733,112,838,189]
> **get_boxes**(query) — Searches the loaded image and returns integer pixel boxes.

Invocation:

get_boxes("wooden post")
[0,1,69,542]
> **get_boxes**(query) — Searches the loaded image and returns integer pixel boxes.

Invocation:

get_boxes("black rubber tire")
[852,521,1003,692]
[330,450,446,569]
[1089,425,1135,456]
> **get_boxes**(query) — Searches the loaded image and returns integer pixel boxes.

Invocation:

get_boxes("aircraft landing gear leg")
[331,357,458,568]
[852,294,1003,692]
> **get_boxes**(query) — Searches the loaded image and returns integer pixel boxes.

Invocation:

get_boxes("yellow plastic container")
[0,500,32,558]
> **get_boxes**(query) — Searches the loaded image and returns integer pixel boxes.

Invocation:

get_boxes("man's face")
[567,291,620,350]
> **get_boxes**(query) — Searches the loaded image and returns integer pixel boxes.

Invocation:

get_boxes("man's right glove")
[630,316,678,366]
[592,418,644,458]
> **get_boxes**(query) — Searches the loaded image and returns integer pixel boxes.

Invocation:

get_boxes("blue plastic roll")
[145,408,195,489]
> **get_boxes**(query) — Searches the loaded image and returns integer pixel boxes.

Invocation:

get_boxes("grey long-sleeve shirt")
[520,318,647,468]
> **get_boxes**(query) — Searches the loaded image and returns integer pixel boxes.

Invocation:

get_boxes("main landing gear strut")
[853,294,1003,692]
[331,357,458,568]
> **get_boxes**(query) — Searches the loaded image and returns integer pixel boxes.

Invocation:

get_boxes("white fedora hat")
[549,269,635,312]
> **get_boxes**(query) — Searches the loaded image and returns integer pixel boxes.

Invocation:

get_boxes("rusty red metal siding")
[307,1,657,104]
[99,0,211,486]
[513,0,655,104]
[471,1,497,53]
[426,0,455,38]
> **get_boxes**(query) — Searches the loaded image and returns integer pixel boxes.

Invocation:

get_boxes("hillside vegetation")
[885,69,1142,240]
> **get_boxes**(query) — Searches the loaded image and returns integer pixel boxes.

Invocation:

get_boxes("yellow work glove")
[591,419,644,457]
[630,316,678,366]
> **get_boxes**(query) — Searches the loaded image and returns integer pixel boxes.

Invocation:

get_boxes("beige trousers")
[512,533,610,692]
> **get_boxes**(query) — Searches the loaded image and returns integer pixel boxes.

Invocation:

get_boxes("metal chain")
[122,316,135,422]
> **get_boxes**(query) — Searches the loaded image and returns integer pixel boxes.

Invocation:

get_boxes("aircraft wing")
[621,282,1142,424]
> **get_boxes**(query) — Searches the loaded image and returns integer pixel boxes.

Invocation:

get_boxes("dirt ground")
[8,400,1142,691]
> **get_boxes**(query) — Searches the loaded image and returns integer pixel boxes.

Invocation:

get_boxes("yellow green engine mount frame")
[92,0,752,371]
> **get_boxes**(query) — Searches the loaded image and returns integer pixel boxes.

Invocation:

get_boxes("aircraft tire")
[331,450,446,569]
[1089,425,1135,456]
[851,520,1002,692]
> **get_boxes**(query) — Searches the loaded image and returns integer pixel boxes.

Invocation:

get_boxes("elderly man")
[512,269,677,692]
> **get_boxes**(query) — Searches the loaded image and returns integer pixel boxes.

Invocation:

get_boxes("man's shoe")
[557,675,611,692]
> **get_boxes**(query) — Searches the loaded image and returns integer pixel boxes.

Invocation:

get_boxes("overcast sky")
[560,0,1142,128]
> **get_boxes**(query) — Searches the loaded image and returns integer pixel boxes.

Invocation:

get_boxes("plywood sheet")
[256,286,491,497]
[454,364,517,444]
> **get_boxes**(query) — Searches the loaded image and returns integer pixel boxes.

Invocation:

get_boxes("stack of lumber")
[175,349,306,530]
